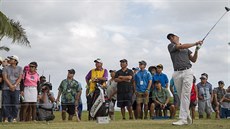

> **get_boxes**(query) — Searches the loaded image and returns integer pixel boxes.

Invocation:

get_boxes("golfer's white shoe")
[172,119,188,126]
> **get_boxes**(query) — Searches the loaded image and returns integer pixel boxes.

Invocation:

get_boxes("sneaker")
[4,119,9,123]
[187,115,192,125]
[172,119,188,126]
[12,119,17,123]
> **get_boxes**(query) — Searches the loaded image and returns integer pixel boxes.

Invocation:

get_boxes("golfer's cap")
[109,70,116,73]
[8,55,19,62]
[200,73,208,79]
[94,58,103,63]
[132,67,139,71]
[120,59,128,63]
[167,33,176,40]
[218,81,224,85]
[139,60,147,65]
[0,57,3,62]
[156,64,163,69]
[68,69,75,74]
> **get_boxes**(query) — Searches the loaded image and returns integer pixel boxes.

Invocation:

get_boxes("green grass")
[0,111,229,129]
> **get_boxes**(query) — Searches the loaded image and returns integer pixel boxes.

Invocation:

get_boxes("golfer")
[167,33,202,125]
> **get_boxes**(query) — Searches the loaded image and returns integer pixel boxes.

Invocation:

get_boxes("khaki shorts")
[136,92,149,105]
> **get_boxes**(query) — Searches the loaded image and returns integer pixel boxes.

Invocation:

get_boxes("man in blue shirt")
[134,60,152,119]
[152,64,169,89]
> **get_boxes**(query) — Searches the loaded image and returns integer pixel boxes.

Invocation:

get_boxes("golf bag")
[89,83,109,119]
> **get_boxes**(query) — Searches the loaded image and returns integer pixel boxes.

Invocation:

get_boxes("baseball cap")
[139,60,147,65]
[109,70,116,73]
[156,64,163,69]
[8,55,19,62]
[200,73,208,79]
[132,67,139,71]
[94,58,103,63]
[120,59,128,63]
[0,57,3,62]
[68,69,75,74]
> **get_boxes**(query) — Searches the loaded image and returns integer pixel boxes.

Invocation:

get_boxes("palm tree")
[0,11,30,51]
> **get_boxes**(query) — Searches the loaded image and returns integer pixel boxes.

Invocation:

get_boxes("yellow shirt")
[89,69,106,93]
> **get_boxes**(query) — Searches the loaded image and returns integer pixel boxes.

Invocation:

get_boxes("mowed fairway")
[0,111,229,129]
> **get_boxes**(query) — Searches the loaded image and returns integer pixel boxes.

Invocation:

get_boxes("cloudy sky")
[0,0,229,109]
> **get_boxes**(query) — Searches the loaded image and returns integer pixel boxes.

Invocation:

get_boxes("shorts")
[173,94,180,108]
[198,100,212,115]
[189,100,197,108]
[136,92,149,105]
[155,103,173,110]
[117,92,132,108]
[61,103,75,115]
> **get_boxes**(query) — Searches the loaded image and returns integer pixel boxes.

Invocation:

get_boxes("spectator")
[115,59,134,120]
[0,57,3,122]
[213,81,226,119]
[85,58,108,120]
[107,70,117,120]
[169,78,180,111]
[151,80,176,119]
[22,62,40,121]
[197,73,213,119]
[220,86,230,119]
[131,67,141,119]
[148,66,157,76]
[152,64,169,89]
[76,84,83,121]
[2,58,9,67]
[189,76,198,119]
[147,65,157,118]
[56,69,82,121]
[2,55,23,122]
[37,82,55,121]
[134,60,152,119]
[37,76,46,94]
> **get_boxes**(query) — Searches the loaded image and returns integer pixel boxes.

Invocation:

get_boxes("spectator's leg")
[77,103,83,120]
[121,107,126,119]
[11,90,20,121]
[22,102,29,121]
[198,100,205,119]
[136,101,141,119]
[191,106,196,119]
[144,104,148,119]
[170,105,176,118]
[31,102,37,121]
[150,103,155,118]
[2,90,10,122]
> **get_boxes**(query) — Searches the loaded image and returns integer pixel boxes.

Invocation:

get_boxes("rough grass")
[0,111,229,129]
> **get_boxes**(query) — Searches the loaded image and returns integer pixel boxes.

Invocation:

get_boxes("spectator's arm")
[165,83,168,89]
[85,70,91,86]
[56,90,62,102]
[2,73,14,88]
[48,93,55,103]
[195,85,198,100]
[75,90,82,106]
[147,80,152,91]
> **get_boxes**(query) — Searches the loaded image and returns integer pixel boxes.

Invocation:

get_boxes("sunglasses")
[30,65,36,68]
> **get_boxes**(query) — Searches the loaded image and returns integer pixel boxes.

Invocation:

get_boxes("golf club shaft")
[202,11,228,41]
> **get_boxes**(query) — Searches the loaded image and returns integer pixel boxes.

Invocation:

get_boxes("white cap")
[0,57,3,62]
[8,55,19,62]
[94,58,103,63]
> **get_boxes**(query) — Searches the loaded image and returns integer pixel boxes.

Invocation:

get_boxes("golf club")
[202,6,230,42]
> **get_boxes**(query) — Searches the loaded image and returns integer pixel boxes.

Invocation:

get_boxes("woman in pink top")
[22,62,40,121]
